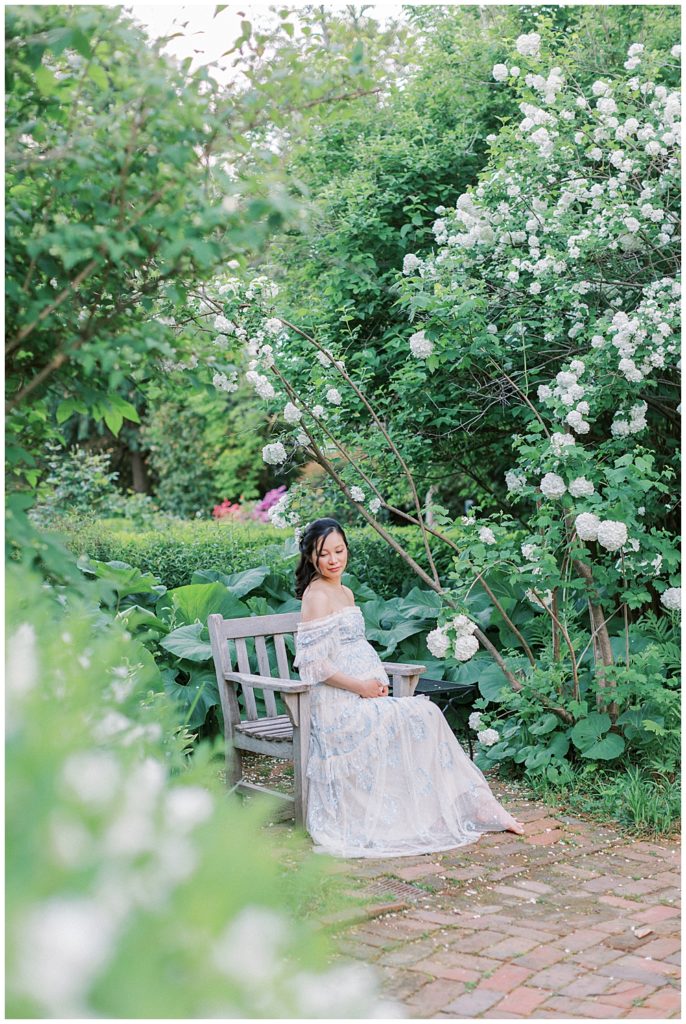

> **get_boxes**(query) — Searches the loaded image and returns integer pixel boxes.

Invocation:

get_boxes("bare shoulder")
[342,585,356,606]
[300,581,334,622]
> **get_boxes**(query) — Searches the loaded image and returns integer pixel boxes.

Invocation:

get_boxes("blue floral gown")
[293,606,519,858]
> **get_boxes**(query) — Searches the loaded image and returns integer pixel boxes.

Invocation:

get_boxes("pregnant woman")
[293,517,525,858]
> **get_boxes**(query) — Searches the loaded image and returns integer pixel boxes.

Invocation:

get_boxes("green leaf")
[158,582,248,627]
[34,65,58,96]
[580,733,625,760]
[571,711,611,751]
[160,622,212,662]
[104,407,124,435]
[87,64,108,89]
[529,713,559,736]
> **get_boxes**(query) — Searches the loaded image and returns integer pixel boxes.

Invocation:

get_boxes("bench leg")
[226,742,243,789]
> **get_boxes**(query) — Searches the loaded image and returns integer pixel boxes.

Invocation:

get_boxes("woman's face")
[312,530,348,582]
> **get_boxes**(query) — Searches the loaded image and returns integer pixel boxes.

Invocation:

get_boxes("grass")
[516,763,681,838]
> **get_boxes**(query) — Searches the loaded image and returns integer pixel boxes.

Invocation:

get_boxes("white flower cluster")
[283,402,302,424]
[262,442,287,466]
[610,400,648,436]
[246,370,275,400]
[326,387,342,406]
[468,711,482,730]
[369,497,382,515]
[403,253,422,275]
[477,728,500,747]
[426,627,451,658]
[540,472,567,499]
[268,492,300,530]
[550,431,576,457]
[660,587,681,611]
[505,469,527,494]
[409,329,434,359]
[515,32,541,58]
[349,486,365,502]
[479,526,496,545]
[212,371,238,393]
[574,513,629,551]
[451,615,479,662]
[568,476,595,497]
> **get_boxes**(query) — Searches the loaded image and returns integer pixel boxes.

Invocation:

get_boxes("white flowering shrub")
[6,564,398,1019]
[392,28,681,775]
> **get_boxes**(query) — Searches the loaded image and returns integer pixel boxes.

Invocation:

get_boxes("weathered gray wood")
[255,635,278,717]
[234,638,259,719]
[219,612,300,640]
[381,661,427,675]
[224,671,309,693]
[233,733,294,757]
[208,613,243,785]
[273,634,291,681]
[236,715,292,738]
[210,610,426,829]
[284,688,311,828]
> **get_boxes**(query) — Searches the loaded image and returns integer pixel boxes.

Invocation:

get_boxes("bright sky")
[126,3,405,83]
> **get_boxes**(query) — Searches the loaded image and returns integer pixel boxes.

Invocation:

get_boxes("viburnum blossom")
[515,32,541,58]
[263,317,283,336]
[451,615,477,636]
[403,254,422,275]
[409,329,434,358]
[283,402,302,424]
[596,520,629,551]
[369,497,382,514]
[454,634,479,661]
[245,370,275,400]
[479,526,496,545]
[477,728,500,747]
[326,388,342,406]
[349,486,365,502]
[540,473,567,499]
[575,512,601,541]
[426,627,451,658]
[468,711,482,730]
[492,63,508,82]
[262,442,287,466]
[660,587,681,611]
[505,469,526,493]
[569,476,595,497]
[212,371,238,393]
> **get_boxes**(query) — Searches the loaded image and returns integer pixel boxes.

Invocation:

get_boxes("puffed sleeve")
[293,618,341,685]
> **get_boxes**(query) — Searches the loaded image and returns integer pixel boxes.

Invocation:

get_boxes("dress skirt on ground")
[294,606,519,858]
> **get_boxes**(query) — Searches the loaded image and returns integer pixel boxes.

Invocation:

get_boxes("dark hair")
[295,518,349,599]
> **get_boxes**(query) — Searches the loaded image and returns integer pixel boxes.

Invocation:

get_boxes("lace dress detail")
[295,606,519,858]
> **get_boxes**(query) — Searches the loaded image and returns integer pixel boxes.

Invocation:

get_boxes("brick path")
[331,787,681,1019]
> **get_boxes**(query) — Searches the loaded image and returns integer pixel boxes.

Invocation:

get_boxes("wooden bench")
[208,610,426,827]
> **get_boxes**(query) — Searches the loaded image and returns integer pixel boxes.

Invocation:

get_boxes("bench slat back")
[208,612,301,726]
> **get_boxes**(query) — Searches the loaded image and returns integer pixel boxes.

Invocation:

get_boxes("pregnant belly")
[332,641,388,683]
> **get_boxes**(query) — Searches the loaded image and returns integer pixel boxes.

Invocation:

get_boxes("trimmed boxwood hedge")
[64,519,457,598]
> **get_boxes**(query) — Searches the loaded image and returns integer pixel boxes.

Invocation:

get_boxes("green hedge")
[64,519,457,597]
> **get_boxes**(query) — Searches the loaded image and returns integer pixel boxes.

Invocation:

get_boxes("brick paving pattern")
[333,788,681,1019]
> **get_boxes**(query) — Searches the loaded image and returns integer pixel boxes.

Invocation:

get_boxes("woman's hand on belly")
[357,677,389,699]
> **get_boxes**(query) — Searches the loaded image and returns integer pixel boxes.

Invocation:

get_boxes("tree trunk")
[131,450,151,494]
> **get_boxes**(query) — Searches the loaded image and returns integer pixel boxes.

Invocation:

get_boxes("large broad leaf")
[476,659,527,703]
[342,573,377,602]
[81,558,164,599]
[581,733,626,760]
[571,711,611,751]
[529,713,559,736]
[396,586,442,619]
[191,565,271,598]
[545,731,571,759]
[260,572,294,605]
[159,622,212,662]
[116,604,169,635]
[162,667,220,729]
[156,583,248,627]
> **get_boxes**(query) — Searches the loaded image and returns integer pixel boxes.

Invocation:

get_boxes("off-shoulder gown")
[293,606,519,858]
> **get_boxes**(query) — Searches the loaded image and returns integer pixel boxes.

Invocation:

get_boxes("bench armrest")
[381,662,426,698]
[381,662,427,676]
[224,671,311,694]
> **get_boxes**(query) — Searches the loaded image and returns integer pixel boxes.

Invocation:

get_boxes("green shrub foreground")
[6,559,397,1018]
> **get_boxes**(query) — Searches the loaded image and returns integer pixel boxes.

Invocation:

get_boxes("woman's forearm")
[322,669,364,695]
